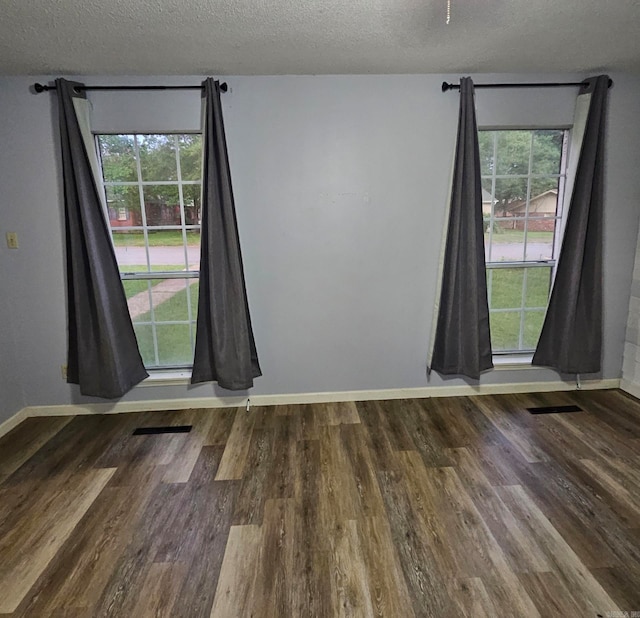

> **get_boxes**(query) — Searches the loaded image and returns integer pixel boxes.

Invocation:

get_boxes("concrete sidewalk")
[127,270,198,320]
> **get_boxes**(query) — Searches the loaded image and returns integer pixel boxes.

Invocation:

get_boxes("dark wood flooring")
[1,389,640,616]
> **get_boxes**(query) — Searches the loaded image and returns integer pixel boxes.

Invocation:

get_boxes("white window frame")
[481,127,570,356]
[96,132,202,370]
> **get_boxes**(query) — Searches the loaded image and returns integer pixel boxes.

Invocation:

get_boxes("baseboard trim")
[14,378,620,422]
[23,396,246,417]
[0,407,30,439]
[240,378,621,407]
[620,379,640,400]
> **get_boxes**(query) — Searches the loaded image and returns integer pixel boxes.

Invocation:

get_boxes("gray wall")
[623,224,640,389]
[1,73,640,421]
[0,281,24,419]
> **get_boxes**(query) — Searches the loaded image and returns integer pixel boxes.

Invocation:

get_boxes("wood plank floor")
[1,390,640,616]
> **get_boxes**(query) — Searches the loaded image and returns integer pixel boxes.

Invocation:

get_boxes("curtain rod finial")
[33,82,49,93]
[442,81,452,92]
[220,82,228,92]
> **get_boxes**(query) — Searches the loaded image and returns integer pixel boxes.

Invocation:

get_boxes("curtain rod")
[441,79,613,92]
[32,82,228,94]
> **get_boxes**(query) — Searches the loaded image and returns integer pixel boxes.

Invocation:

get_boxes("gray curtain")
[533,75,610,374]
[56,78,148,398]
[192,78,261,389]
[429,77,493,379]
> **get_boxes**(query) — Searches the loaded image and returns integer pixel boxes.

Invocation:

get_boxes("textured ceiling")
[1,0,640,75]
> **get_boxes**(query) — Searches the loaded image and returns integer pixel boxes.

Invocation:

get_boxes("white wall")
[1,73,640,421]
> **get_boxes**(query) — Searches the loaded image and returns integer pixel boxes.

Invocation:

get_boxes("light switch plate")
[6,232,18,249]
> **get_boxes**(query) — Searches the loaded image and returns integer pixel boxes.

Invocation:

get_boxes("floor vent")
[527,405,582,415]
[133,425,192,435]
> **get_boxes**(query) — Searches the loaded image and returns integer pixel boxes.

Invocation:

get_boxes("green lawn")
[488,267,550,351]
[485,230,553,243]
[490,310,545,351]
[113,230,200,247]
[132,280,200,367]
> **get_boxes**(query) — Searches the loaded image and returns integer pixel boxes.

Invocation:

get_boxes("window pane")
[149,279,200,325]
[495,131,531,176]
[106,186,141,227]
[524,231,555,261]
[524,176,557,262]
[189,280,199,321]
[112,231,148,271]
[178,135,203,180]
[185,229,201,271]
[492,177,528,218]
[490,268,524,309]
[529,177,560,213]
[182,184,202,224]
[524,268,552,307]
[143,185,181,227]
[125,277,198,322]
[122,279,150,316]
[127,277,178,322]
[133,323,155,365]
[138,134,178,181]
[531,130,563,175]
[490,311,521,351]
[483,224,491,262]
[489,229,525,262]
[156,324,193,365]
[151,278,190,322]
[523,310,546,349]
[143,231,188,270]
[99,135,137,182]
[478,132,495,176]
[481,177,494,214]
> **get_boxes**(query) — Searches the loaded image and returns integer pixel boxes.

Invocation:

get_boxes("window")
[97,133,203,369]
[479,129,569,354]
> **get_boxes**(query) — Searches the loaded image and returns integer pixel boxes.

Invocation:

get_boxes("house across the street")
[483,189,558,232]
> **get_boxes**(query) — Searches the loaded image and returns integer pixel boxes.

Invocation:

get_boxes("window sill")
[139,370,192,387]
[492,354,534,370]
